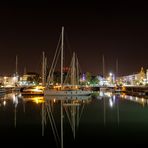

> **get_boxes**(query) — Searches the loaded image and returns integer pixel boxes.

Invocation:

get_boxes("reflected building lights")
[3,100,6,106]
[99,91,104,97]
[32,97,44,104]
[113,95,116,102]
[99,90,148,107]
[104,92,112,97]
[130,96,133,100]
[120,94,147,106]
[109,98,113,108]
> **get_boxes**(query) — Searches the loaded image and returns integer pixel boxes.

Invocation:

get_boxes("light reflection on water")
[0,92,148,146]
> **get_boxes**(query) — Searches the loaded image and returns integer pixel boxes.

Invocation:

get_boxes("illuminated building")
[18,72,40,86]
[117,67,146,86]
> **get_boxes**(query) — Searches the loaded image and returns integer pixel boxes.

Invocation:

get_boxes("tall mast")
[61,26,64,86]
[116,58,118,80]
[102,54,105,78]
[76,54,79,85]
[16,55,18,75]
[45,57,47,85]
[71,52,76,86]
[42,51,45,86]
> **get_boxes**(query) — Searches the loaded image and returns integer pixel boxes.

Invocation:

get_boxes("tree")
[91,76,99,85]
[86,72,91,85]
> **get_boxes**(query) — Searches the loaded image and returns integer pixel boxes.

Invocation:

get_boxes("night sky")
[0,1,148,76]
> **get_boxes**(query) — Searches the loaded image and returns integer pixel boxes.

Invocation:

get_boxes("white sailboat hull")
[44,89,92,96]
[45,95,91,100]
[21,86,44,95]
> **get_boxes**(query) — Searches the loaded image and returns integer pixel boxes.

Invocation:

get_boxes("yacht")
[44,27,92,96]
[21,86,44,95]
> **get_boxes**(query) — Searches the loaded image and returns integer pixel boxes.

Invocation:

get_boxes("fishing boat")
[44,27,92,96]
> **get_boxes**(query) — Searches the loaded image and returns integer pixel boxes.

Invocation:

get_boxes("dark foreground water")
[0,92,148,147]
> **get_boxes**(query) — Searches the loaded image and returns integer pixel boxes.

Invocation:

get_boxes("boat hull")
[21,92,44,95]
[21,86,44,95]
[44,89,92,96]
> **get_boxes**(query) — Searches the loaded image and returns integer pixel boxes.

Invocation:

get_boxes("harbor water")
[0,92,148,147]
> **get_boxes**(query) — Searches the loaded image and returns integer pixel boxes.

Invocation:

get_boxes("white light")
[109,73,112,76]
[13,94,16,102]
[130,96,133,100]
[13,77,16,81]
[99,91,104,97]
[3,101,6,106]
[109,98,113,108]
[113,95,116,102]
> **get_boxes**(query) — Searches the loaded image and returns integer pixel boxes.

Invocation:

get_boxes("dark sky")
[0,1,148,76]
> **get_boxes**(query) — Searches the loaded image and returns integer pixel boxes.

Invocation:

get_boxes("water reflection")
[0,93,19,128]
[97,91,148,107]
[22,95,44,104]
[43,95,91,148]
[0,92,148,146]
[0,93,45,129]
[119,93,148,106]
[96,91,120,126]
[0,93,91,147]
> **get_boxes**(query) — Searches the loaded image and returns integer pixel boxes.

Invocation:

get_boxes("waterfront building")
[117,67,146,86]
[18,72,40,86]
[0,75,19,87]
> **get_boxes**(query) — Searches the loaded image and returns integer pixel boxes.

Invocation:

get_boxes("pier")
[123,86,148,97]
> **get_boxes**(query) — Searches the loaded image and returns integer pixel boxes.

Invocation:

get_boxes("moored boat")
[44,88,91,96]
[44,27,92,97]
[21,86,44,95]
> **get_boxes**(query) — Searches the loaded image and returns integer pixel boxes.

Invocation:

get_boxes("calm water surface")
[0,91,148,147]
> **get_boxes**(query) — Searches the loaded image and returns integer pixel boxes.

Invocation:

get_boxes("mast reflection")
[43,95,91,148]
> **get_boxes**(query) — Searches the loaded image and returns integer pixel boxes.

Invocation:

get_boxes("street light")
[109,72,115,86]
[109,73,113,77]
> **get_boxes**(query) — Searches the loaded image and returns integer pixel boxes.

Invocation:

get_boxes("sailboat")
[44,27,92,96]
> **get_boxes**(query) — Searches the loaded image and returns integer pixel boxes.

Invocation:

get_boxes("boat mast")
[102,54,105,78]
[61,26,64,87]
[16,55,18,76]
[116,58,118,81]
[45,56,47,85]
[71,52,76,86]
[42,51,45,86]
[76,54,79,85]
